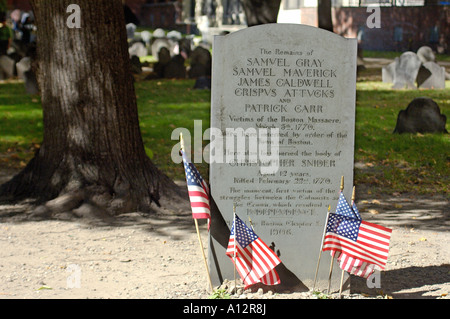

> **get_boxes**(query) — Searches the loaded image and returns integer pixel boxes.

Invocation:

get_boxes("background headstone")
[417,46,435,63]
[188,46,212,79]
[126,23,136,40]
[417,61,446,89]
[393,97,447,134]
[0,55,15,79]
[128,42,148,58]
[151,38,171,59]
[392,52,421,89]
[209,24,357,292]
[382,61,396,83]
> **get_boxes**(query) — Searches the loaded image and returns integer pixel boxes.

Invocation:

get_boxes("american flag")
[181,150,211,221]
[226,214,281,288]
[323,212,392,274]
[332,250,377,278]
[336,192,361,219]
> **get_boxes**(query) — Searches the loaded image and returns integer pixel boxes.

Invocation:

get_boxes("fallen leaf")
[419,237,427,242]
[37,286,52,290]
[371,200,381,205]
[394,204,403,209]
[368,209,379,215]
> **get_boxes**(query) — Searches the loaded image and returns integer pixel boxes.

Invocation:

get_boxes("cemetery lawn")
[0,79,449,196]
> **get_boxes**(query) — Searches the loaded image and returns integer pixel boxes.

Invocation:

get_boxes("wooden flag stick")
[233,204,237,291]
[338,266,345,298]
[328,176,344,294]
[339,186,356,298]
[327,254,334,294]
[180,133,214,292]
[195,219,214,292]
[312,205,331,291]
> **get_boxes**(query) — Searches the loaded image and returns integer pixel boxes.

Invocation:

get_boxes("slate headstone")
[130,55,142,74]
[209,24,357,292]
[417,61,446,89]
[163,55,186,79]
[393,97,447,134]
[23,70,39,95]
[188,46,212,78]
[392,52,422,89]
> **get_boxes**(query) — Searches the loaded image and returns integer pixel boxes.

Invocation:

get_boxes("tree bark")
[318,0,333,32]
[240,0,281,27]
[0,0,173,215]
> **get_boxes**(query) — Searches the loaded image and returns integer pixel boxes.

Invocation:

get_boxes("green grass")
[0,78,448,196]
[355,81,449,195]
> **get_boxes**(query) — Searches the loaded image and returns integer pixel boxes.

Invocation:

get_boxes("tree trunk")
[318,0,333,32]
[240,0,281,27]
[0,0,173,215]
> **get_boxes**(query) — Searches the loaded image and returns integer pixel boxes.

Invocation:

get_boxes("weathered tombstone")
[128,42,148,58]
[393,97,447,134]
[417,46,435,63]
[188,46,212,78]
[0,55,15,79]
[416,61,446,89]
[152,28,166,39]
[153,47,171,78]
[209,24,357,292]
[23,70,39,95]
[392,52,421,89]
[193,76,211,90]
[382,61,395,84]
[151,38,171,59]
[163,55,186,79]
[140,30,152,46]
[15,56,31,80]
[126,23,136,40]
[130,55,142,74]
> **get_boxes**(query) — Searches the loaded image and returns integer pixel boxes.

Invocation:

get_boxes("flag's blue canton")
[183,159,204,187]
[326,213,361,242]
[336,193,357,218]
[352,202,361,220]
[232,216,259,249]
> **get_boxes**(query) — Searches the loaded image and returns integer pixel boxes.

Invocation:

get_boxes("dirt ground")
[0,168,448,300]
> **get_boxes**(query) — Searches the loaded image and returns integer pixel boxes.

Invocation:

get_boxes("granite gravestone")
[208,24,357,292]
[382,61,395,84]
[392,52,421,89]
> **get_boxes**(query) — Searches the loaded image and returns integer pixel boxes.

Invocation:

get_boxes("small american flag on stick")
[323,213,392,274]
[226,214,281,288]
[180,149,211,222]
